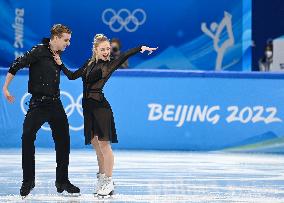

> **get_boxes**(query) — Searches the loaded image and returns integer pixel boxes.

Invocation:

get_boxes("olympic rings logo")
[102,8,146,32]
[21,91,84,131]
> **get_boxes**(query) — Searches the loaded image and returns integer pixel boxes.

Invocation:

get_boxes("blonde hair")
[50,24,72,39]
[88,34,109,65]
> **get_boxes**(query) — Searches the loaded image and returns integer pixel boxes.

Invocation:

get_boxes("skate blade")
[96,190,114,198]
[58,191,81,197]
[97,194,112,199]
[94,189,115,195]
[21,195,28,200]
[21,187,34,199]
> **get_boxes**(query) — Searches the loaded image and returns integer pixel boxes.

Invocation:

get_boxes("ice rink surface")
[0,149,283,202]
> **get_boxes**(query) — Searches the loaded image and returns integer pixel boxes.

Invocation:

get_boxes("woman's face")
[96,41,111,61]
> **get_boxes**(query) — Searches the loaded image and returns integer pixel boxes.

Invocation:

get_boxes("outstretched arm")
[53,52,87,80]
[111,46,142,69]
[60,64,86,80]
[102,46,158,77]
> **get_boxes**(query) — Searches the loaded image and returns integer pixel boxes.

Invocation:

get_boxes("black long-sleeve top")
[61,46,142,101]
[8,38,66,97]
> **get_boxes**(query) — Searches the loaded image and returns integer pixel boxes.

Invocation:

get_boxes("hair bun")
[95,34,105,39]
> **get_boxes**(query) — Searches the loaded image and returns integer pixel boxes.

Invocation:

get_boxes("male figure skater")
[2,24,80,197]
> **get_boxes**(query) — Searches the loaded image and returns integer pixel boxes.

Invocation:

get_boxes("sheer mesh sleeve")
[60,60,89,80]
[101,46,141,78]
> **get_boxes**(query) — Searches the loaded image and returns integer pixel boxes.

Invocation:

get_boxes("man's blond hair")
[50,24,72,39]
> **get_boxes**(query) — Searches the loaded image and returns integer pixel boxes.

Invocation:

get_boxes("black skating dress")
[61,46,142,144]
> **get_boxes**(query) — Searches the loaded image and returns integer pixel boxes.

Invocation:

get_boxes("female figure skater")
[53,34,157,196]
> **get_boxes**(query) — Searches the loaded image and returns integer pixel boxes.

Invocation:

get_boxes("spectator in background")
[259,41,273,71]
[110,38,129,69]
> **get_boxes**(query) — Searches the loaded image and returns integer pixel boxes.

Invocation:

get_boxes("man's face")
[54,33,71,52]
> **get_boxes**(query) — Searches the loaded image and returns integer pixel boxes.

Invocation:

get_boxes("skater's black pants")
[22,96,70,183]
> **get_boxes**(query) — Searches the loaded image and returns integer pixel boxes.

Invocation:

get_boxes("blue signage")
[0,0,251,71]
[0,70,283,153]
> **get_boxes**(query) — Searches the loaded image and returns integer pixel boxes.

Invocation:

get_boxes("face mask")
[265,51,272,58]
